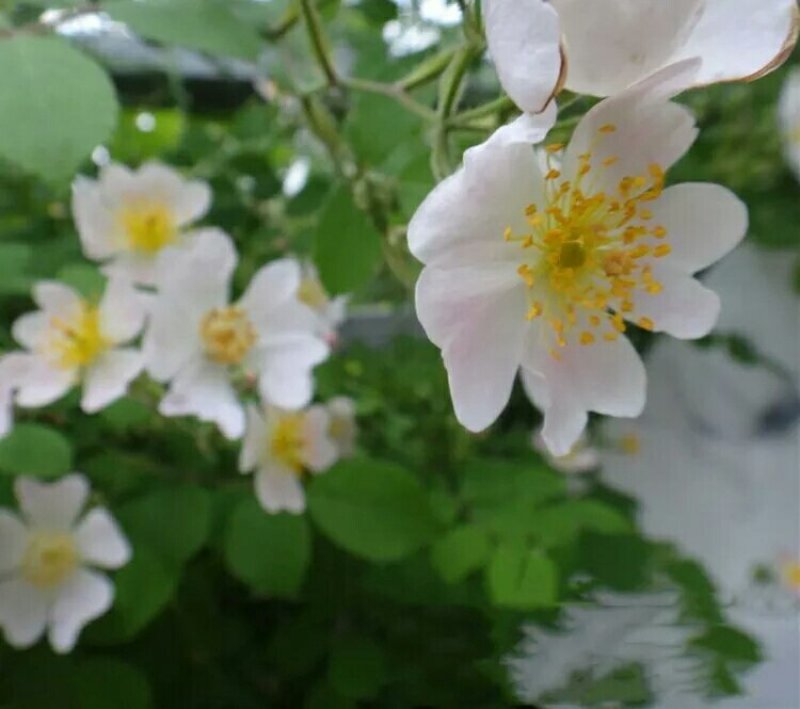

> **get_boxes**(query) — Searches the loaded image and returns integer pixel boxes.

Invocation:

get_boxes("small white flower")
[779,68,800,181]
[0,474,131,653]
[144,230,329,439]
[326,396,357,459]
[297,261,347,341]
[72,161,212,285]
[7,278,147,415]
[485,0,799,108]
[408,62,748,456]
[239,403,339,515]
[532,430,598,474]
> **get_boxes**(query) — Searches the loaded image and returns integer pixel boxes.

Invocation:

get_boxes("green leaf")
[56,263,106,300]
[73,658,152,709]
[345,92,422,165]
[307,458,439,562]
[0,424,73,479]
[0,37,117,181]
[117,485,211,566]
[525,500,633,547]
[328,636,387,700]
[430,525,490,584]
[313,186,382,296]
[0,242,34,296]
[105,0,263,61]
[486,544,558,610]
[224,497,311,598]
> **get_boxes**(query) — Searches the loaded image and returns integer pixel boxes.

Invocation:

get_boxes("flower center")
[783,560,800,591]
[270,414,306,472]
[297,276,329,310]
[505,124,671,357]
[121,204,177,254]
[199,306,256,366]
[45,303,110,369]
[22,531,78,589]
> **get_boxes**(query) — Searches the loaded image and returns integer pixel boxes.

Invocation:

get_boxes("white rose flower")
[779,67,800,181]
[0,474,131,653]
[144,229,329,440]
[296,261,348,342]
[485,0,799,108]
[239,403,339,514]
[72,161,212,285]
[408,62,748,456]
[326,396,357,459]
[7,278,147,415]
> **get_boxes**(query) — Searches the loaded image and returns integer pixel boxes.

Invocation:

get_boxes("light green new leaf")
[307,458,439,562]
[430,525,491,584]
[224,497,311,598]
[0,37,117,181]
[104,0,263,61]
[486,544,558,610]
[0,424,73,479]
[314,186,383,296]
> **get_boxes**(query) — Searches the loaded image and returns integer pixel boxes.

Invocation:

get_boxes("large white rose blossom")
[72,161,212,285]
[240,403,339,514]
[484,0,799,110]
[408,62,748,456]
[5,278,147,416]
[143,229,329,440]
[779,67,800,181]
[0,474,131,653]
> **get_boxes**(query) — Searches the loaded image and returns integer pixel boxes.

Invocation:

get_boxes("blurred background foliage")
[0,1,796,707]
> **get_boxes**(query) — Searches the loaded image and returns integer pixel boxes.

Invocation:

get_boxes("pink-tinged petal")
[0,578,49,649]
[15,474,89,531]
[552,0,704,96]
[416,263,527,432]
[71,176,121,260]
[74,508,131,569]
[0,511,27,573]
[98,277,148,344]
[484,0,562,113]
[254,467,305,515]
[48,568,113,653]
[302,406,338,473]
[671,0,799,86]
[648,184,748,275]
[81,349,144,414]
[627,265,721,340]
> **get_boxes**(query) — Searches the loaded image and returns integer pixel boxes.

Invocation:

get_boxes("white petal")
[552,0,704,96]
[408,139,545,266]
[33,281,82,318]
[135,162,211,226]
[302,406,338,473]
[98,162,136,200]
[416,263,527,432]
[14,354,76,408]
[48,568,113,653]
[81,349,144,414]
[15,474,89,530]
[627,265,721,340]
[239,258,302,323]
[74,508,131,569]
[71,176,120,260]
[154,228,237,297]
[159,357,245,439]
[483,103,558,147]
[12,312,49,350]
[101,251,162,287]
[0,511,27,572]
[779,68,800,180]
[143,290,205,382]
[254,467,306,515]
[98,277,148,344]
[256,335,329,410]
[239,405,267,473]
[671,0,799,86]
[648,183,748,275]
[484,0,562,113]
[0,578,48,649]
[0,353,30,437]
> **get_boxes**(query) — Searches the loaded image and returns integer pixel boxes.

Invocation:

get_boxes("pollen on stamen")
[546,143,565,154]
[546,169,561,180]
[579,331,595,346]
[526,302,543,320]
[612,314,626,333]
[599,123,617,134]
[653,244,672,258]
[638,317,655,331]
[517,264,535,288]
[602,156,619,167]
[503,227,513,241]
[652,226,668,239]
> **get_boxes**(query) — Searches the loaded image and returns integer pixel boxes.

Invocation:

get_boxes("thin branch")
[342,76,438,121]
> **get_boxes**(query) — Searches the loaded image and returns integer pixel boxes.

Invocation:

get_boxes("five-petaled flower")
[0,474,131,653]
[72,161,212,285]
[240,403,339,514]
[408,62,748,455]
[4,278,147,417]
[484,0,799,112]
[144,229,329,439]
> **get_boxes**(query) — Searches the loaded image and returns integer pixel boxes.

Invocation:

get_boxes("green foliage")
[0,423,73,479]
[486,545,558,610]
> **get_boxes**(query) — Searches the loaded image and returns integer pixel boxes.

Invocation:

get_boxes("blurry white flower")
[72,161,212,285]
[779,68,800,181]
[485,0,798,108]
[0,474,130,653]
[532,430,598,474]
[781,559,800,596]
[282,157,311,198]
[239,403,338,514]
[326,396,357,459]
[7,278,146,415]
[144,230,329,439]
[297,262,347,341]
[409,62,747,456]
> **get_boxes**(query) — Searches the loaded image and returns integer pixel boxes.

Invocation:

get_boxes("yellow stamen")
[200,306,256,365]
[120,203,177,253]
[22,532,78,589]
[270,413,307,472]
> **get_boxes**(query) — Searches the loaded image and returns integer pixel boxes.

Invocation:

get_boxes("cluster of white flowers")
[410,0,798,457]
[0,162,357,651]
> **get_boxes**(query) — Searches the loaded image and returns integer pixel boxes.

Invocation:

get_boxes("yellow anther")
[200,306,256,366]
[589,315,601,328]
[517,264,535,288]
[504,226,513,241]
[602,156,619,167]
[580,331,595,346]
[652,226,668,239]
[599,124,617,134]
[603,332,619,342]
[526,302,543,320]
[638,317,655,331]
[578,163,591,176]
[546,143,565,153]
[646,282,663,295]
[653,244,672,258]
[546,169,561,180]
[639,208,653,220]
[612,314,626,333]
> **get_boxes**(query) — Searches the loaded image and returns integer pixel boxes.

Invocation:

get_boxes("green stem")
[342,77,438,121]
[299,0,337,87]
